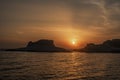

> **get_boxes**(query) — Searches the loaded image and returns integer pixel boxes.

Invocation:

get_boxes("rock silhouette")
[6,39,69,52]
[79,39,120,53]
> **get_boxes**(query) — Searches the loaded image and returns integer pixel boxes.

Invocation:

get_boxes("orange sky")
[0,0,120,49]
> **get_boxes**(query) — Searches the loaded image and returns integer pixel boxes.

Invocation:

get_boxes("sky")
[0,0,120,49]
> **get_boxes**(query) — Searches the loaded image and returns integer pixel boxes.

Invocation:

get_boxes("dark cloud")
[103,0,120,34]
[105,0,120,6]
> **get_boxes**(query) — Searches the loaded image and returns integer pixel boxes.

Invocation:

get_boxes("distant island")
[3,39,120,53]
[5,39,70,52]
[79,39,120,53]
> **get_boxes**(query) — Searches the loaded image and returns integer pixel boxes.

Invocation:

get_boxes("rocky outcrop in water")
[79,39,120,53]
[6,39,69,52]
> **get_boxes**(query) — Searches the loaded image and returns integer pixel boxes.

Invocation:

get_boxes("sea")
[0,51,120,80]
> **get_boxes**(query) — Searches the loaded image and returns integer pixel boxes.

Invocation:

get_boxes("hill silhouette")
[79,39,120,53]
[5,39,120,53]
[6,39,69,52]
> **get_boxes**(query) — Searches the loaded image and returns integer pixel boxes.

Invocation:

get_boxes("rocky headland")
[79,39,120,53]
[6,39,69,52]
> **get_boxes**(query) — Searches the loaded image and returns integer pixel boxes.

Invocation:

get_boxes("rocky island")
[79,39,120,53]
[6,39,69,52]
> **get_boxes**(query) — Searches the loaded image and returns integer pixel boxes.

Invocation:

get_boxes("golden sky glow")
[0,0,120,49]
[72,41,75,45]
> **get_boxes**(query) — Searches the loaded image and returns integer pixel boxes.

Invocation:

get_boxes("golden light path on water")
[62,52,107,79]
[0,51,120,80]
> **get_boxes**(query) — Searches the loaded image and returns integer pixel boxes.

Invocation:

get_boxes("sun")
[72,41,76,45]
[69,38,80,49]
[71,39,77,45]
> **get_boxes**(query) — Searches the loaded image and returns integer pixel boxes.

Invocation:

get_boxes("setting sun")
[71,39,77,45]
[72,41,76,45]
[69,38,82,49]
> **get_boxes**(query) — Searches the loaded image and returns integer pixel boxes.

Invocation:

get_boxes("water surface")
[0,51,120,80]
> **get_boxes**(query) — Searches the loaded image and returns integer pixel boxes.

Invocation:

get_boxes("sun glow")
[72,41,76,45]
[71,39,77,45]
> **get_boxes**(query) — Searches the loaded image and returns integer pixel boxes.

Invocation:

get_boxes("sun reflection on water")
[0,52,119,80]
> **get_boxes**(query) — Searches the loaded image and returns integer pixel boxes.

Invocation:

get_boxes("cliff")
[6,39,69,52]
[79,39,120,53]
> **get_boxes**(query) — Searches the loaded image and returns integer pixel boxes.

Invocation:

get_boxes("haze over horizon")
[0,0,120,49]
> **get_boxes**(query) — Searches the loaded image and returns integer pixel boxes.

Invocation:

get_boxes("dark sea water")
[0,51,120,80]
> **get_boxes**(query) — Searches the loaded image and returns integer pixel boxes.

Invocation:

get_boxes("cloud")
[103,0,120,34]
